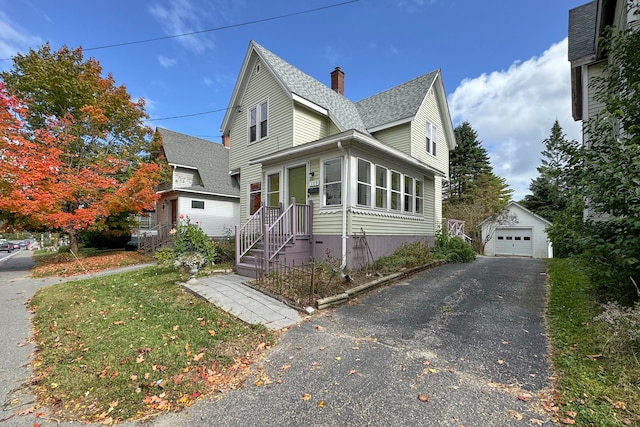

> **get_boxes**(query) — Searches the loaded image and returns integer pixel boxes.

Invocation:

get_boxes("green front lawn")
[547,258,640,426]
[29,265,273,423]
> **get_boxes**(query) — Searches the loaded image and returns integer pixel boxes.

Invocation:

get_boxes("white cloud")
[148,0,215,54]
[0,10,42,69]
[158,55,177,68]
[447,38,582,201]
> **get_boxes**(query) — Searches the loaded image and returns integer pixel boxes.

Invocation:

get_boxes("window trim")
[322,157,343,207]
[248,100,269,143]
[426,121,437,156]
[356,158,372,207]
[375,164,388,210]
[248,181,262,215]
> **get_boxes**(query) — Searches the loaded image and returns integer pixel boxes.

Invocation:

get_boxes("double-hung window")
[323,158,342,206]
[426,121,437,156]
[375,165,388,209]
[357,159,371,206]
[390,171,401,211]
[267,173,279,206]
[403,176,414,213]
[415,180,424,214]
[249,101,268,143]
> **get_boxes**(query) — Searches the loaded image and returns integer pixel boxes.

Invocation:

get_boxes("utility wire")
[147,107,230,122]
[0,0,360,60]
[85,0,360,51]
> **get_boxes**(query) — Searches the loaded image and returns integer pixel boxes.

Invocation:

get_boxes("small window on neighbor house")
[515,236,522,241]
[497,236,504,240]
[426,121,437,156]
[506,236,513,240]
[523,236,531,241]
[191,200,205,209]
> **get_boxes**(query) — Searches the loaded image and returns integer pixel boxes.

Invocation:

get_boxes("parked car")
[0,241,13,253]
[12,242,20,249]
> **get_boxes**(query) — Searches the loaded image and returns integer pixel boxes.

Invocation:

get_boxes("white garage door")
[494,228,533,257]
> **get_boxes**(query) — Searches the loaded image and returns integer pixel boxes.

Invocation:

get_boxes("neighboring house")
[220,41,456,276]
[569,0,638,140]
[154,127,240,238]
[481,202,553,259]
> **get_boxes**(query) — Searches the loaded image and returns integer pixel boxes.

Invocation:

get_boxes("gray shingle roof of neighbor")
[355,70,439,130]
[568,1,597,62]
[157,127,239,198]
[251,41,369,134]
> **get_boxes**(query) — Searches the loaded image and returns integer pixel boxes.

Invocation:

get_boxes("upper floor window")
[249,101,268,143]
[426,121,437,156]
[323,158,342,206]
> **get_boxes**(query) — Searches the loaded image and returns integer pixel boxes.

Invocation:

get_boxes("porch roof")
[248,129,447,178]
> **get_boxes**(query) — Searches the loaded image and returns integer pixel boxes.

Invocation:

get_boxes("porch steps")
[236,239,312,278]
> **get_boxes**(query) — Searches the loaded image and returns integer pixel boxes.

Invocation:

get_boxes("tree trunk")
[68,229,80,254]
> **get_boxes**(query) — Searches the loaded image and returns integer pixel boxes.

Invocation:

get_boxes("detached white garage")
[481,202,553,259]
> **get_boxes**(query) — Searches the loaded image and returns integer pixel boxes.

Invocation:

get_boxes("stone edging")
[316,260,447,310]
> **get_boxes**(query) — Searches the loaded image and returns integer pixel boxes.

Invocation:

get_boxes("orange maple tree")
[0,58,160,252]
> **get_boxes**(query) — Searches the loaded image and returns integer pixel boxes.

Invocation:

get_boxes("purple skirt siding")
[312,234,435,270]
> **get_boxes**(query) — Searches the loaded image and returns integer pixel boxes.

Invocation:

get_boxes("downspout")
[336,141,349,276]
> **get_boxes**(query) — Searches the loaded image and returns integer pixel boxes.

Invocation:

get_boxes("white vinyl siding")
[173,167,201,188]
[177,195,239,237]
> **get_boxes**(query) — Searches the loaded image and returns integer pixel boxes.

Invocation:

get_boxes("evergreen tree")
[444,122,492,202]
[521,120,573,221]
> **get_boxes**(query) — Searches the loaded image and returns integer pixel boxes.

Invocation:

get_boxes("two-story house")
[221,41,456,276]
[569,0,638,140]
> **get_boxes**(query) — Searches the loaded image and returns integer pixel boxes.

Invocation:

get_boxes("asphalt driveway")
[152,256,553,426]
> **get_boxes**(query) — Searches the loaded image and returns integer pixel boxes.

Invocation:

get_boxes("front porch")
[235,198,313,277]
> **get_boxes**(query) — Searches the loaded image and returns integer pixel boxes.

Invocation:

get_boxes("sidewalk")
[182,274,302,330]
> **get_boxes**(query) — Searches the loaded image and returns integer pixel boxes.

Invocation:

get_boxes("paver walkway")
[182,274,302,330]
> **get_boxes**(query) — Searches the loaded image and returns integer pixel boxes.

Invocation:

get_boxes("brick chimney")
[331,67,344,95]
[221,134,230,148]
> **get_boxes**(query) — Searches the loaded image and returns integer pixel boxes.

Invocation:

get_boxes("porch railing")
[444,218,472,244]
[236,198,312,268]
[137,222,171,254]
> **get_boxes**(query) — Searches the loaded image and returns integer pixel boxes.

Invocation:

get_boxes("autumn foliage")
[0,45,161,251]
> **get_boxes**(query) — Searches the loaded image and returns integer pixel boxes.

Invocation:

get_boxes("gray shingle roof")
[568,1,597,61]
[355,70,439,130]
[157,127,239,198]
[252,41,369,134]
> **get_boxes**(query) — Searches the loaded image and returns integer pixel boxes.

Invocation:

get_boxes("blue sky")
[0,0,587,200]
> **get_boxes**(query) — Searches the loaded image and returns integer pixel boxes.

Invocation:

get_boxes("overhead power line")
[84,0,360,52]
[147,107,230,122]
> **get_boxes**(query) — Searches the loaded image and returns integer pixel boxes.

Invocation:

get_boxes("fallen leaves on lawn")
[418,394,429,402]
[31,252,152,278]
[302,393,312,401]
